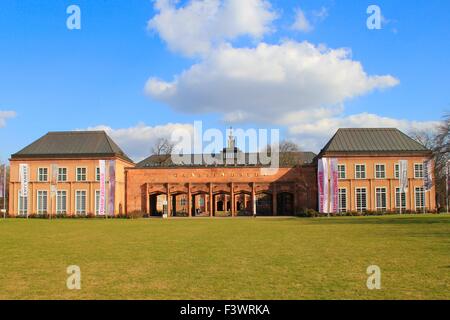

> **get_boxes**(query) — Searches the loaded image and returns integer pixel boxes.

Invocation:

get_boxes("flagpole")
[399,163,402,215]
[446,160,449,214]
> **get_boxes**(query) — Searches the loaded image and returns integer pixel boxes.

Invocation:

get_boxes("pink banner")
[0,164,5,198]
[318,158,329,213]
[329,158,339,213]
[99,160,106,216]
[108,160,116,216]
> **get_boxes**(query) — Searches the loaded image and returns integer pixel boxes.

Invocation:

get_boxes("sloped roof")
[136,151,316,168]
[320,128,431,154]
[11,131,134,163]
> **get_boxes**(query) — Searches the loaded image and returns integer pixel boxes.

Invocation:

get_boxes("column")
[272,183,277,216]
[251,182,256,216]
[188,183,192,217]
[230,182,235,217]
[145,183,149,214]
[166,183,171,217]
[209,183,213,217]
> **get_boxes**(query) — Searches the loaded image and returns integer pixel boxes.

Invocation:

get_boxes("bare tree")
[410,113,449,211]
[265,140,302,166]
[151,138,175,165]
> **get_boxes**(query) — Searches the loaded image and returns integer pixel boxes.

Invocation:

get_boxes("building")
[8,131,134,216]
[318,128,436,213]
[7,128,437,217]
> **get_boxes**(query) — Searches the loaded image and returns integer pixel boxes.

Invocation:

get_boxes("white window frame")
[355,187,367,213]
[75,190,87,215]
[355,164,366,179]
[56,190,67,215]
[415,187,425,211]
[76,167,87,182]
[394,163,400,179]
[95,190,101,215]
[375,164,386,179]
[375,187,387,211]
[37,167,48,182]
[18,190,28,216]
[395,187,407,210]
[338,188,347,213]
[96,167,101,182]
[58,167,68,182]
[36,190,48,215]
[414,163,424,179]
[337,164,346,180]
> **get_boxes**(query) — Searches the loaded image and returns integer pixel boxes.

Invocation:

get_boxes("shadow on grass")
[305,216,450,226]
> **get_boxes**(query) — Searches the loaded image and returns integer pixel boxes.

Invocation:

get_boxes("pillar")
[209,183,213,217]
[166,183,171,217]
[230,182,235,217]
[251,182,256,216]
[188,183,192,217]
[272,183,277,216]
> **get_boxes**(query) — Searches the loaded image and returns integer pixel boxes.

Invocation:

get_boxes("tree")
[150,138,175,165]
[264,140,302,166]
[410,113,449,211]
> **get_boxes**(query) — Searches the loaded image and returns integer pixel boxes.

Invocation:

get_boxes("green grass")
[0,215,449,300]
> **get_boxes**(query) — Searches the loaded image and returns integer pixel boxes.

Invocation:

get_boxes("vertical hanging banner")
[0,164,5,198]
[51,164,58,196]
[19,164,29,197]
[423,160,433,191]
[108,160,116,216]
[399,160,408,193]
[329,158,339,214]
[318,158,329,213]
[99,160,106,216]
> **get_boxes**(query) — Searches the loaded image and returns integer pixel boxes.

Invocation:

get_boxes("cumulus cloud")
[0,110,16,128]
[146,41,399,124]
[148,0,277,57]
[84,123,194,162]
[287,112,440,152]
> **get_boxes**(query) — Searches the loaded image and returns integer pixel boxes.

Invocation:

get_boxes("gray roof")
[12,131,134,163]
[320,128,431,154]
[137,151,316,168]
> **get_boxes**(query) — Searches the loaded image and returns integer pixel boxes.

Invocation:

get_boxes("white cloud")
[0,110,16,128]
[287,112,439,152]
[291,8,312,32]
[84,123,194,162]
[146,41,399,124]
[148,0,277,57]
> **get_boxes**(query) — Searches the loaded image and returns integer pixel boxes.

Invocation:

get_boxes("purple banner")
[108,160,116,216]
[0,164,5,198]
[329,159,339,213]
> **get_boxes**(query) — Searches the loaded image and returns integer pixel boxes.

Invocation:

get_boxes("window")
[338,165,346,179]
[394,163,400,179]
[414,163,424,179]
[180,198,187,206]
[38,168,48,182]
[415,187,425,211]
[338,188,347,213]
[95,190,101,215]
[37,190,48,214]
[58,168,67,182]
[18,190,28,216]
[96,167,101,181]
[76,167,87,182]
[375,164,386,179]
[356,188,367,212]
[56,191,67,215]
[395,188,406,210]
[76,190,87,215]
[355,164,366,179]
[375,187,387,211]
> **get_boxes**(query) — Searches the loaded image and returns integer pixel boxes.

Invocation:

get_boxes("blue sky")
[0,0,448,161]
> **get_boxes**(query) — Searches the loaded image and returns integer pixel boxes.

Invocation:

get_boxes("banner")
[99,160,106,216]
[108,160,116,216]
[318,158,329,213]
[51,164,58,196]
[19,164,29,197]
[0,164,5,198]
[329,158,339,213]
[423,160,433,191]
[399,160,408,193]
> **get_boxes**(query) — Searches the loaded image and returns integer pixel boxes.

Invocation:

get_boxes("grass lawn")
[0,215,449,300]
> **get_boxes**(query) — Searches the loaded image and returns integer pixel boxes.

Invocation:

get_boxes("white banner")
[329,158,339,214]
[99,160,106,216]
[318,158,329,213]
[423,160,433,191]
[399,160,408,193]
[108,160,116,216]
[19,164,29,197]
